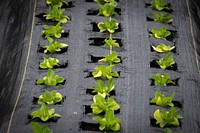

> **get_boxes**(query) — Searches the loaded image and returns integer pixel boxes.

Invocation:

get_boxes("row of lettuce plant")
[149,0,182,133]
[30,0,71,132]
[89,0,122,132]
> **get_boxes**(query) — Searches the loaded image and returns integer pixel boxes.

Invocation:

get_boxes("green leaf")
[93,109,121,131]
[150,0,170,11]
[153,13,173,23]
[154,107,182,128]
[98,18,119,34]
[42,22,64,38]
[39,57,59,69]
[98,1,118,17]
[43,37,68,54]
[99,51,120,64]
[150,26,171,40]
[38,90,63,105]
[152,43,175,53]
[92,65,119,79]
[31,104,61,122]
[36,69,64,86]
[92,79,115,98]
[91,94,120,114]
[44,5,69,24]
[156,53,175,69]
[94,0,116,4]
[104,38,120,47]
[150,90,175,107]
[152,73,175,86]
[31,122,53,133]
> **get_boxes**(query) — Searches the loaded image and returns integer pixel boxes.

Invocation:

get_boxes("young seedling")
[43,37,68,54]
[44,5,69,24]
[104,38,120,47]
[152,73,175,86]
[98,1,118,17]
[31,104,61,122]
[150,26,171,40]
[99,51,121,64]
[93,109,122,131]
[91,94,120,114]
[150,0,170,11]
[154,107,183,128]
[36,69,65,86]
[150,90,175,107]
[153,13,173,24]
[98,18,119,34]
[42,22,64,38]
[39,57,59,69]
[92,79,115,98]
[38,90,63,105]
[31,122,53,133]
[152,43,175,53]
[46,0,68,7]
[156,53,175,69]
[92,65,119,79]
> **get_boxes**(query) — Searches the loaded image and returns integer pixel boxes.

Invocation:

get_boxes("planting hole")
[79,122,99,131]
[150,60,177,71]
[86,89,116,96]
[83,105,120,114]
[87,8,121,15]
[85,0,119,2]
[84,71,121,78]
[88,55,122,63]
[150,117,182,127]
[28,115,59,122]
[61,1,74,8]
[149,99,183,108]
[89,37,123,47]
[32,96,66,105]
[39,62,68,69]
[150,78,179,86]
[35,79,66,86]
[150,45,176,53]
[91,22,122,32]
[149,30,177,41]
[38,46,68,54]
[145,3,173,13]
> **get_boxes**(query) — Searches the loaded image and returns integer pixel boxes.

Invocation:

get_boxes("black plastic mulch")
[0,0,200,133]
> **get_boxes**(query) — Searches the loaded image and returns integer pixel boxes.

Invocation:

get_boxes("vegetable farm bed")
[1,0,200,133]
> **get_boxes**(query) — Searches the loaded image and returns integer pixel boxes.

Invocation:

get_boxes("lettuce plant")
[39,57,59,69]
[92,79,115,98]
[38,90,63,105]
[46,0,68,7]
[150,26,171,40]
[91,94,120,114]
[152,73,175,86]
[150,0,170,11]
[150,90,175,107]
[156,53,175,69]
[44,5,69,24]
[98,18,119,34]
[36,69,65,86]
[98,1,118,17]
[154,107,182,128]
[93,109,122,131]
[153,13,173,24]
[31,122,53,133]
[152,43,175,53]
[31,104,61,122]
[99,51,120,64]
[43,37,68,54]
[104,38,120,47]
[42,22,64,38]
[92,65,119,79]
